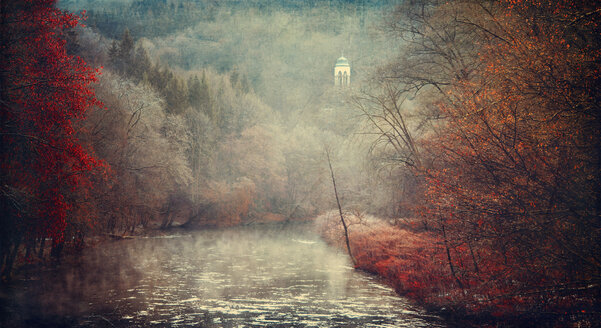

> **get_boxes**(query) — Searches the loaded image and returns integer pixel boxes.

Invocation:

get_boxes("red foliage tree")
[0,0,102,280]
[421,0,600,316]
[361,0,600,321]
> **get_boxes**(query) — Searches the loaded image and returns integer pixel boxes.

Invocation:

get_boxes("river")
[1,223,446,327]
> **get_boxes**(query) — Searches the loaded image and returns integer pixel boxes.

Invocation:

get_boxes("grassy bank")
[314,212,598,327]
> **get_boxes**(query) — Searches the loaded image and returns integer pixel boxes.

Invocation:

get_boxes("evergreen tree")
[187,75,203,109]
[117,28,134,75]
[119,28,134,60]
[239,73,251,93]
[108,40,119,67]
[131,46,152,83]
[199,72,212,117]
[165,77,187,115]
[148,63,163,91]
[230,69,239,88]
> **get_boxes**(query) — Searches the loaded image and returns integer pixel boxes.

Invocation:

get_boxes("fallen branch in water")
[105,234,135,240]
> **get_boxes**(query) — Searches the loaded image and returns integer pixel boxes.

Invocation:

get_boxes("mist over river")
[1,224,446,327]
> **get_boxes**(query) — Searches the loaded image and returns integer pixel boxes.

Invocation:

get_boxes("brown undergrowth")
[314,212,598,327]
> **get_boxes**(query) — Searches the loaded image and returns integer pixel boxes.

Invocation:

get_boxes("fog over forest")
[56,0,407,227]
[2,1,599,326]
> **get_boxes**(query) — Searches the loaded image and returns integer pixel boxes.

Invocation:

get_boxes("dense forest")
[2,0,397,278]
[1,0,600,327]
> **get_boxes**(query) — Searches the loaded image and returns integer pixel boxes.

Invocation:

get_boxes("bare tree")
[325,147,356,265]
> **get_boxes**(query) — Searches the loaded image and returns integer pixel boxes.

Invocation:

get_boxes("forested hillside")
[2,0,400,280]
[2,1,599,326]
[323,0,601,325]
[60,0,399,113]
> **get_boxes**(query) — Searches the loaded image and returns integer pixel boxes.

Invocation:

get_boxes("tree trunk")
[326,148,356,266]
[2,235,21,281]
[50,239,64,264]
[468,239,479,274]
[441,221,463,289]
[38,237,45,259]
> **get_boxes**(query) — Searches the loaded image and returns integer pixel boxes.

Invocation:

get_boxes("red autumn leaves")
[1,0,103,277]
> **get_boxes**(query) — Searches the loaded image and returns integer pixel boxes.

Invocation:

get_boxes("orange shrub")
[315,212,453,304]
[201,179,256,227]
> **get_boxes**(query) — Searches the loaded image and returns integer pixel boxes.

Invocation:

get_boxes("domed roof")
[335,56,350,67]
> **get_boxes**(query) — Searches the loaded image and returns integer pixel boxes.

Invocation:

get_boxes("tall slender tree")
[0,0,102,280]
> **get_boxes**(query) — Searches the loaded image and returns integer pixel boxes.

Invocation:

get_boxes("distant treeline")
[61,0,397,115]
[61,0,396,39]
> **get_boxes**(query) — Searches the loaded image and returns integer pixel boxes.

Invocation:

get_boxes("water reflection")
[2,224,445,327]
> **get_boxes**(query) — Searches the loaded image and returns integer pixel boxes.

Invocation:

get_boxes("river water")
[1,224,446,327]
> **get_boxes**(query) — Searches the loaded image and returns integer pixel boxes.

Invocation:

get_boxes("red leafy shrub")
[315,211,599,325]
[1,0,103,279]
[316,213,453,304]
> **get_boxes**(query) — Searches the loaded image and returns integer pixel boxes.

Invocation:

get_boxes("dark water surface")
[1,224,446,327]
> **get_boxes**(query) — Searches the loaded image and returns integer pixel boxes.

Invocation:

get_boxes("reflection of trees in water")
[2,225,444,327]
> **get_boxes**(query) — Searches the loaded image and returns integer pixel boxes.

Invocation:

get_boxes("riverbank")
[4,218,326,295]
[1,223,446,327]
[314,212,598,328]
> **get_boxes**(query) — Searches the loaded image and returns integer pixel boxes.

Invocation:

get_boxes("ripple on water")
[5,225,446,327]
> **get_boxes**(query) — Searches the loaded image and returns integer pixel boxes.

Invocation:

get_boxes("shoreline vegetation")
[2,1,599,327]
[3,213,599,328]
[3,215,309,281]
[315,212,599,328]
